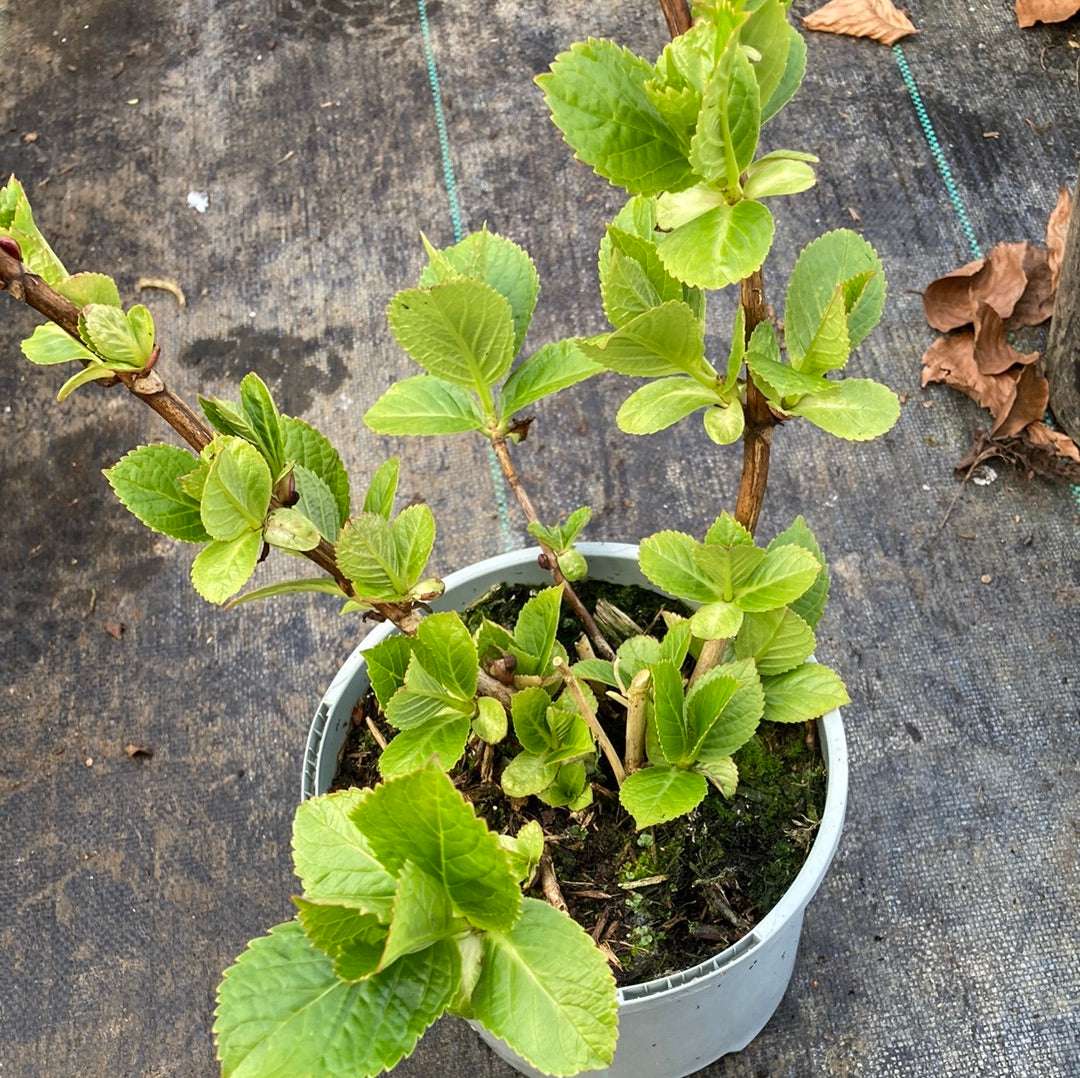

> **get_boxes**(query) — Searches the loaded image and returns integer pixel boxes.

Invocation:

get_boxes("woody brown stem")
[658,0,693,36]
[624,669,651,773]
[690,637,726,686]
[489,436,614,660]
[539,853,569,913]
[553,657,626,786]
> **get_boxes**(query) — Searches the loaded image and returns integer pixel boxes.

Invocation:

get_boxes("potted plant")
[1,2,900,1075]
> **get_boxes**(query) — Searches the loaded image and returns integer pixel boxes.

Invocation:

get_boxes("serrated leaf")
[599,225,686,329]
[659,618,692,667]
[620,766,707,828]
[385,657,473,730]
[785,229,885,362]
[654,183,727,232]
[734,607,815,675]
[227,577,346,608]
[500,821,545,885]
[21,322,98,365]
[570,658,618,687]
[761,24,806,123]
[104,444,209,543]
[378,714,471,777]
[769,516,829,627]
[705,511,754,547]
[617,376,722,435]
[79,303,153,367]
[512,586,562,676]
[281,416,350,526]
[500,751,561,798]
[689,46,760,184]
[510,686,555,755]
[613,635,661,691]
[364,636,415,711]
[415,612,478,700]
[651,660,691,765]
[293,463,342,541]
[54,272,121,309]
[292,789,397,919]
[743,157,816,200]
[191,531,262,605]
[336,505,435,601]
[746,352,830,403]
[388,279,515,395]
[200,397,256,441]
[200,438,272,541]
[734,544,820,611]
[763,661,850,723]
[724,304,746,389]
[264,507,321,552]
[473,697,508,744]
[238,372,285,474]
[537,39,694,196]
[380,860,462,971]
[697,658,764,758]
[472,898,618,1075]
[499,340,600,419]
[580,301,710,379]
[1,176,67,283]
[742,0,793,108]
[639,530,721,603]
[538,761,593,810]
[790,378,901,440]
[419,228,539,355]
[795,284,850,376]
[703,399,745,444]
[689,601,744,640]
[364,374,486,436]
[214,921,457,1078]
[293,897,387,981]
[56,362,114,401]
[354,769,521,932]
[685,667,739,753]
[655,199,773,290]
[696,751,738,797]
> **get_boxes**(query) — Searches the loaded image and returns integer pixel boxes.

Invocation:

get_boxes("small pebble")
[84,757,93,767]
[980,574,992,585]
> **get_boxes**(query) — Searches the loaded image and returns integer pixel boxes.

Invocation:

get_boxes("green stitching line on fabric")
[894,44,1079,509]
[417,0,520,550]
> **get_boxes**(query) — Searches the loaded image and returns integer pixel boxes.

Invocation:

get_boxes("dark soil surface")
[332,581,827,987]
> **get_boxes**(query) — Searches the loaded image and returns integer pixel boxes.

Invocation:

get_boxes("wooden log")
[1044,177,1080,442]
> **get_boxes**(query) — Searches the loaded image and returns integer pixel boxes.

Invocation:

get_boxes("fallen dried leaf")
[124,743,154,759]
[803,0,918,44]
[1047,185,1072,292]
[922,258,986,332]
[1009,245,1054,327]
[103,620,125,640]
[1016,1,1080,29]
[136,276,186,307]
[956,426,1080,483]
[993,364,1049,437]
[921,333,1020,420]
[972,303,1040,375]
[1026,420,1080,463]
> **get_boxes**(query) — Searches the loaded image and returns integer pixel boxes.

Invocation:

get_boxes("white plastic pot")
[301,544,848,1078]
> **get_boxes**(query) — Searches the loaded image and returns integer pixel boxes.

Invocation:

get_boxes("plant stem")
[733,269,775,536]
[624,669,651,772]
[689,637,726,685]
[552,657,626,786]
[658,0,693,36]
[539,853,569,913]
[489,436,614,660]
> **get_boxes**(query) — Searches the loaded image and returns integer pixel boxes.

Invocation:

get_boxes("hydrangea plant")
[1,2,899,1075]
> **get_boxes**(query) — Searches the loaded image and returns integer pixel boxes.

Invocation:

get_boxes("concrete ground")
[1,1,1077,1075]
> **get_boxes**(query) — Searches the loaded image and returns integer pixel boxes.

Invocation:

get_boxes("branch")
[553,657,626,786]
[624,669,651,773]
[489,436,614,660]
[658,0,693,36]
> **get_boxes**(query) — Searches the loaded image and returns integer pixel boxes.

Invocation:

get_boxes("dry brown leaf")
[993,364,1050,437]
[1046,185,1072,293]
[1026,421,1080,463]
[921,332,1020,420]
[972,303,1040,375]
[803,0,917,45]
[922,257,985,332]
[1010,245,1054,327]
[1015,1,1080,29]
[957,427,1080,484]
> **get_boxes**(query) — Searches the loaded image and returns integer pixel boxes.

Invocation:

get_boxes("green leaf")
[693,542,765,601]
[659,617,693,667]
[703,399,745,444]
[500,751,560,798]
[742,0,794,108]
[226,577,346,608]
[580,301,710,379]
[420,228,539,355]
[293,897,386,981]
[570,658,618,687]
[380,860,461,970]
[746,352,829,402]
[200,397,256,441]
[734,544,820,611]
[264,507,321,552]
[361,458,399,519]
[191,531,263,605]
[472,898,618,1075]
[0,176,67,284]
[396,503,438,585]
[785,229,885,362]
[743,157,816,200]
[689,46,760,184]
[293,463,342,541]
[511,686,555,755]
[655,199,773,290]
[512,585,563,675]
[384,658,473,731]
[619,766,707,828]
[79,303,154,367]
[763,662,850,723]
[238,372,285,474]
[379,714,470,777]
[790,379,901,441]
[769,516,829,627]
[651,660,691,765]
[539,761,593,810]
[613,635,661,691]
[617,376,722,435]
[724,304,746,389]
[281,416,350,526]
[536,39,694,196]
[705,511,753,546]
[599,225,686,329]
[354,769,521,932]
[696,751,738,797]
[104,444,209,543]
[200,438,272,541]
[388,279,515,395]
[795,284,850,376]
[21,322,97,365]
[416,612,478,700]
[336,505,436,601]
[500,821,545,885]
[292,788,397,919]
[55,363,114,401]
[654,183,727,231]
[734,607,815,676]
[639,530,721,603]
[689,600,744,640]
[214,921,457,1078]
[364,374,486,436]
[684,667,739,755]
[473,697,508,744]
[500,340,601,418]
[761,24,806,123]
[365,636,415,711]
[696,658,765,757]
[54,271,121,309]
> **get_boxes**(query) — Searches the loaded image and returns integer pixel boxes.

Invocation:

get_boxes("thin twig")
[489,436,614,659]
[690,638,726,686]
[658,0,693,36]
[624,669,651,773]
[552,657,626,785]
[539,853,569,913]
[364,713,388,751]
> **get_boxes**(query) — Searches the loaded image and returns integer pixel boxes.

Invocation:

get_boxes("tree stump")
[1045,177,1080,441]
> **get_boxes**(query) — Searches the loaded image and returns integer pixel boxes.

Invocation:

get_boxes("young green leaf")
[654,183,727,232]
[190,531,263,605]
[293,463,342,541]
[226,577,347,608]
[104,444,210,543]
[617,376,723,435]
[537,39,694,196]
[499,340,600,419]
[695,658,765,759]
[705,511,754,547]
[54,271,121,309]
[689,600,744,640]
[684,667,739,755]
[538,761,593,810]
[1,175,67,284]
[580,300,711,379]
[724,304,746,389]
[760,23,807,123]
[471,898,618,1075]
[55,363,114,401]
[237,372,285,474]
[379,860,462,971]
[364,636,415,711]
[639,530,722,603]
[658,617,693,667]
[501,752,561,798]
[415,612,478,701]
[599,225,687,327]
[361,458,399,519]
[763,661,850,723]
[689,47,761,186]
[364,374,486,436]
[696,749,739,797]
[734,607,815,676]
[281,416,350,526]
[651,659,692,765]
[743,157,816,200]
[21,322,98,365]
[263,507,321,552]
[511,585,563,675]
[199,397,256,442]
[388,279,515,397]
[619,766,708,828]
[79,303,154,368]
[336,505,436,601]
[570,658,618,687]
[200,438,272,541]
[703,399,744,444]
[769,516,830,627]
[734,543,821,611]
[354,769,521,932]
[746,352,830,402]
[794,284,850,376]
[790,379,901,440]
[293,897,387,981]
[214,921,458,1078]
[499,821,545,885]
[473,697,508,744]
[742,0,794,108]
